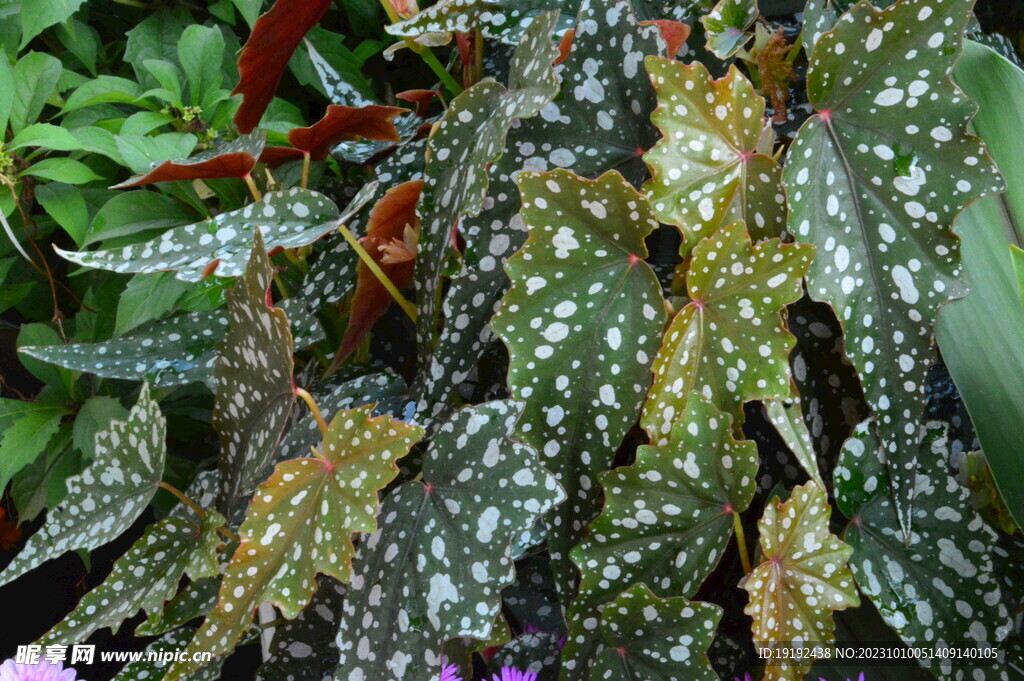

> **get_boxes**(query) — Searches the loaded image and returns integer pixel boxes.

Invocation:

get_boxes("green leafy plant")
[1,0,1023,680]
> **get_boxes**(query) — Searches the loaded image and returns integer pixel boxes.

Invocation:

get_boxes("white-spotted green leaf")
[412,11,560,399]
[56,185,375,282]
[39,510,225,645]
[643,57,785,255]
[169,407,422,680]
[836,420,1014,681]
[113,627,225,681]
[782,0,1003,534]
[412,0,666,416]
[741,482,859,681]
[700,0,757,59]
[764,399,825,488]
[563,396,754,680]
[215,231,295,517]
[20,304,323,390]
[388,0,576,43]
[21,311,229,388]
[591,583,721,681]
[492,169,666,598]
[138,577,220,638]
[801,0,842,53]
[334,400,565,681]
[0,384,166,587]
[642,222,813,443]
[572,396,757,606]
[257,576,347,681]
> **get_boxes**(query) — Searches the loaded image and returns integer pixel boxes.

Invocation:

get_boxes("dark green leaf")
[782,0,1003,532]
[335,401,565,681]
[591,583,721,681]
[492,169,665,597]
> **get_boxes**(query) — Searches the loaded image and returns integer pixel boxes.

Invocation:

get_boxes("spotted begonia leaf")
[412,0,666,415]
[387,0,576,43]
[169,407,422,680]
[787,297,867,486]
[741,482,859,681]
[781,0,1003,533]
[20,303,323,390]
[764,399,825,488]
[339,180,422,363]
[591,583,721,681]
[492,169,665,597]
[233,0,333,133]
[641,222,813,443]
[835,420,1014,681]
[801,0,842,53]
[643,57,785,255]
[700,0,757,59]
[111,132,267,189]
[21,311,228,388]
[334,400,565,681]
[257,575,347,681]
[39,510,225,645]
[56,185,375,282]
[215,231,295,516]
[563,396,754,680]
[572,396,757,606]
[412,10,560,396]
[305,40,375,109]
[113,627,225,681]
[138,577,220,637]
[0,384,166,587]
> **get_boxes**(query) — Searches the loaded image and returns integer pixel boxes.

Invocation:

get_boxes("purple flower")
[0,660,80,681]
[491,667,538,681]
[439,663,463,681]
[734,675,754,681]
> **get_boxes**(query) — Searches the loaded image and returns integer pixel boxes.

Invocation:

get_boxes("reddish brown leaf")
[555,29,575,65]
[112,133,267,188]
[261,105,406,166]
[338,180,422,362]
[396,89,440,117]
[0,508,22,551]
[756,28,796,122]
[233,0,334,134]
[641,20,691,58]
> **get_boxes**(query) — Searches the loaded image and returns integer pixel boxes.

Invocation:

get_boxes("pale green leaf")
[741,482,859,681]
[642,222,812,443]
[643,57,785,254]
[170,407,422,679]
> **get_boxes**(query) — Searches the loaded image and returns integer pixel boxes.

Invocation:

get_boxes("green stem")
[295,387,329,437]
[336,220,418,323]
[732,510,753,574]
